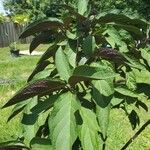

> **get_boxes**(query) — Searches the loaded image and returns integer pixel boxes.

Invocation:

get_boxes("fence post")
[0,22,33,48]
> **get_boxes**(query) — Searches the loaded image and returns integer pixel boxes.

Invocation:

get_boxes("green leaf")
[96,13,147,28]
[30,138,52,150]
[141,47,150,67]
[48,92,79,150]
[65,44,76,68]
[111,97,124,106]
[96,105,110,140]
[111,23,144,38]
[78,0,89,15]
[104,27,128,52]
[31,69,52,81]
[79,107,100,150]
[57,40,68,46]
[62,4,86,21]
[115,86,138,98]
[20,18,63,38]
[96,14,146,38]
[7,99,31,122]
[3,78,66,108]
[92,79,114,98]
[22,97,39,145]
[28,60,50,82]
[55,46,72,81]
[66,30,77,39]
[123,54,146,70]
[92,79,113,139]
[37,44,59,64]
[115,86,148,105]
[126,71,137,90]
[69,65,117,86]
[83,35,96,57]
[31,94,59,114]
[133,69,150,85]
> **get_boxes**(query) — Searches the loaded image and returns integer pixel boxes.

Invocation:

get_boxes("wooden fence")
[0,22,33,47]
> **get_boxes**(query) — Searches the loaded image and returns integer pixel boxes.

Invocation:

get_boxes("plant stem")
[102,142,106,150]
[121,119,150,150]
[76,39,79,66]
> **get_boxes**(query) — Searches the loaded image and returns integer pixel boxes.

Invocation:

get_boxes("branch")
[121,119,150,150]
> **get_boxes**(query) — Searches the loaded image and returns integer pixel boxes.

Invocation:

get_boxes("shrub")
[0,13,8,23]
[2,1,150,149]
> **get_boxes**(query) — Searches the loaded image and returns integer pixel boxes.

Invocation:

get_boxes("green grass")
[0,44,150,149]
[0,44,49,142]
[107,106,150,150]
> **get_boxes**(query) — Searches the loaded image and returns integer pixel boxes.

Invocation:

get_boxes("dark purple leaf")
[29,31,55,53]
[28,60,50,82]
[19,18,64,38]
[37,44,59,64]
[3,79,66,108]
[96,48,126,64]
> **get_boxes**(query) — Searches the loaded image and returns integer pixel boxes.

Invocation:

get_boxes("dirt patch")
[20,50,44,56]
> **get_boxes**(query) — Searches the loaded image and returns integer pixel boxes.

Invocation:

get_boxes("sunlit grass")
[0,44,48,142]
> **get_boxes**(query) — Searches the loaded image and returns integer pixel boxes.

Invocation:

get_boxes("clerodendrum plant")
[2,1,150,150]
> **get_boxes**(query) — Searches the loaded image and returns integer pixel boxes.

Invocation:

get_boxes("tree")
[1,0,150,149]
[3,0,49,22]
[0,13,8,23]
[3,0,150,22]
[3,0,31,15]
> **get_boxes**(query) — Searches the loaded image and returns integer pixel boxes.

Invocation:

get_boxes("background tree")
[3,0,49,23]
[3,0,150,22]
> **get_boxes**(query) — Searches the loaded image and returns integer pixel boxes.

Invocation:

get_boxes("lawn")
[0,44,49,142]
[0,44,150,149]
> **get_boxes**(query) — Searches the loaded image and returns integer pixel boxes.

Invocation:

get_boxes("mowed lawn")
[0,44,49,142]
[0,44,150,149]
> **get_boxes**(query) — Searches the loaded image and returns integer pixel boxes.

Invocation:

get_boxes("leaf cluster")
[2,1,150,149]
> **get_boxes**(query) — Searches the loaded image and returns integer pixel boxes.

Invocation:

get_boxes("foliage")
[3,0,32,15]
[0,14,5,23]
[0,13,9,23]
[3,0,76,23]
[2,1,150,150]
[11,14,29,25]
[9,42,18,50]
[3,0,150,23]
[89,0,150,20]
[123,0,150,20]
[3,0,46,23]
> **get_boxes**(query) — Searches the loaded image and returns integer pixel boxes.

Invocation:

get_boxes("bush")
[2,1,150,149]
[0,13,8,23]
